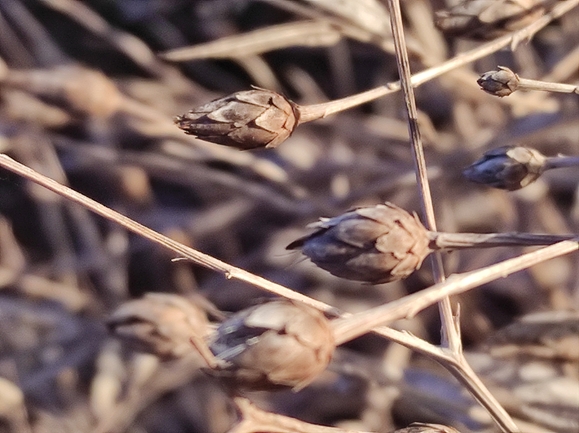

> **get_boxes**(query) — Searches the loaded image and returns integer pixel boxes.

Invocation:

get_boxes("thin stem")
[517,77,579,94]
[330,239,579,345]
[295,0,579,123]
[385,0,528,430]
[544,155,579,170]
[431,232,577,249]
[330,238,578,433]
[2,154,577,433]
[0,154,334,315]
[385,0,457,351]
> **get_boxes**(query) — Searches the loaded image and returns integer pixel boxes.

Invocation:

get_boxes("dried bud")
[209,300,334,390]
[477,66,520,97]
[287,203,432,284]
[393,423,461,433]
[435,0,546,40]
[107,293,208,360]
[463,146,547,190]
[3,65,122,117]
[175,89,299,150]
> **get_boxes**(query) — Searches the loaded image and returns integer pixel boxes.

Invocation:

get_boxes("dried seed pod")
[435,0,547,40]
[209,299,334,390]
[3,65,122,117]
[393,423,461,433]
[107,293,209,360]
[175,88,299,150]
[463,146,547,190]
[477,66,520,97]
[287,202,432,284]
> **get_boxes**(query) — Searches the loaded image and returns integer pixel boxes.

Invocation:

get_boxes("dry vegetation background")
[0,0,578,432]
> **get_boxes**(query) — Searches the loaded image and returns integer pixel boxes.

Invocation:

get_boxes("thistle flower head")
[107,293,209,360]
[477,67,520,97]
[287,203,432,284]
[209,299,334,390]
[175,88,299,150]
[463,146,547,190]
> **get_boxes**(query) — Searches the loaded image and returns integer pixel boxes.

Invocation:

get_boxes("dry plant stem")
[1,155,578,430]
[386,0,516,430]
[431,232,577,249]
[517,77,579,94]
[544,155,579,170]
[385,0,456,350]
[296,0,579,123]
[330,238,578,433]
[330,238,579,343]
[0,155,333,315]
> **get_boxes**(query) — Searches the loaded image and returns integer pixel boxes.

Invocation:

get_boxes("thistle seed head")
[107,293,209,360]
[435,0,547,40]
[175,88,299,150]
[477,67,520,97]
[463,146,547,190]
[287,203,432,284]
[209,299,334,391]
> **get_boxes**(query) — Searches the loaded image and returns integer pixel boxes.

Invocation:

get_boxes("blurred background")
[0,1,578,432]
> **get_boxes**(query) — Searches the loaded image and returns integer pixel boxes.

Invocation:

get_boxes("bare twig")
[431,232,577,249]
[0,154,333,315]
[385,0,455,346]
[1,154,577,431]
[385,0,520,431]
[296,0,579,122]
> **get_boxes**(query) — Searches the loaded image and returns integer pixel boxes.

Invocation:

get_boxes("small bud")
[287,203,432,284]
[463,146,547,190]
[435,0,546,40]
[209,300,334,390]
[107,293,209,360]
[477,66,520,97]
[175,89,299,150]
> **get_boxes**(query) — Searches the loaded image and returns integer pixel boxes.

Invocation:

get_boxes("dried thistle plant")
[1,0,579,432]
[288,202,576,283]
[207,299,335,391]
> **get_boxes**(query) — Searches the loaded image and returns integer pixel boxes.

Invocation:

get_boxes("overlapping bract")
[288,203,432,284]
